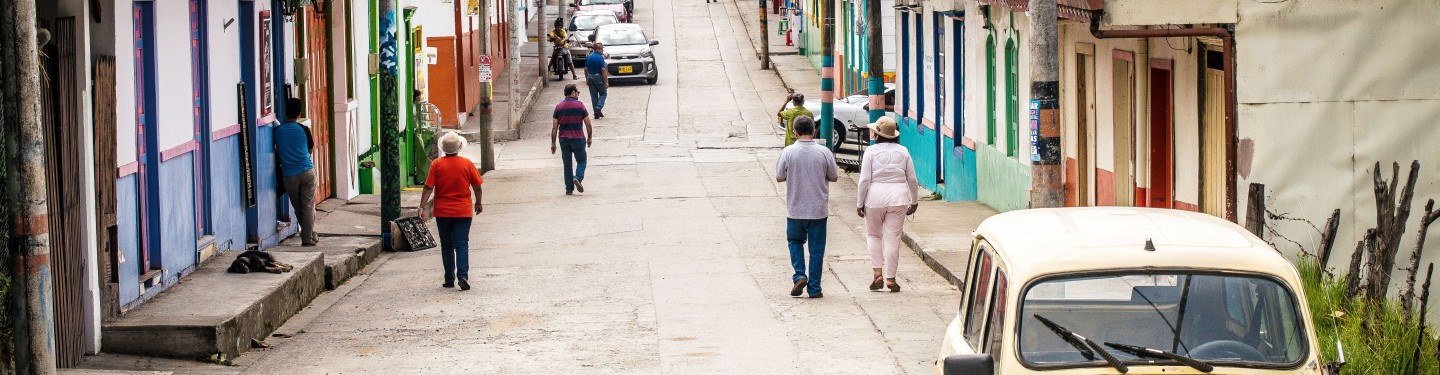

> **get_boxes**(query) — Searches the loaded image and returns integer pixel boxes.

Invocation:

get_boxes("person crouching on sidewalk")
[855,117,919,292]
[417,132,485,291]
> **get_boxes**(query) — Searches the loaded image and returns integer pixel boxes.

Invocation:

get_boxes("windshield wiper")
[1033,314,1128,373]
[1104,342,1214,373]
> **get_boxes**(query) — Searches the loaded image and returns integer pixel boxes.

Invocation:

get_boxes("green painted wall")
[976,142,1031,212]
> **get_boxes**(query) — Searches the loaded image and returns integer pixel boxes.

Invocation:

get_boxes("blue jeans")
[560,138,588,193]
[435,217,472,283]
[786,218,827,295]
[586,73,607,110]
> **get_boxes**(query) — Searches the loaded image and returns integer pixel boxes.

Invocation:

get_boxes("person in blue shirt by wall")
[275,97,319,246]
[585,42,610,119]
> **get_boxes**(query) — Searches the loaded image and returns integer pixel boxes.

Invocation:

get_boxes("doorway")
[303,7,334,200]
[1148,60,1174,208]
[1200,47,1227,218]
[1074,44,1095,206]
[1111,51,1135,207]
[133,0,163,280]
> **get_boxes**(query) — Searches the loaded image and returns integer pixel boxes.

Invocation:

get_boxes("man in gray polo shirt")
[774,115,839,298]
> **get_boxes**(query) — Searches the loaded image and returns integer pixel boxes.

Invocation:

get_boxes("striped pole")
[865,0,884,124]
[819,0,835,148]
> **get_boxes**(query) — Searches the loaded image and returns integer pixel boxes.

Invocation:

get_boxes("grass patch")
[1299,259,1440,374]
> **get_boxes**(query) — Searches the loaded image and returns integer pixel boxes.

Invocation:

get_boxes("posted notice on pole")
[479,54,493,83]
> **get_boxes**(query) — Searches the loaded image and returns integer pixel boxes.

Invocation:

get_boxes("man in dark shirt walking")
[585,42,610,118]
[552,84,595,195]
[275,97,319,246]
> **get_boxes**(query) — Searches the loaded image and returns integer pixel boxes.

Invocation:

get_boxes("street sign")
[479,54,493,83]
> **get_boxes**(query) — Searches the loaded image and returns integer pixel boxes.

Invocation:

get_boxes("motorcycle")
[549,46,573,81]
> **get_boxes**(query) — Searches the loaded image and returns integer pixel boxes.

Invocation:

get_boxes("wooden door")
[1201,49,1227,217]
[306,8,333,200]
[1148,62,1174,208]
[1074,46,1095,206]
[1111,52,1135,207]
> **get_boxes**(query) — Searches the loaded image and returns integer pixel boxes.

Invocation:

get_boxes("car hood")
[603,44,650,56]
[569,30,596,42]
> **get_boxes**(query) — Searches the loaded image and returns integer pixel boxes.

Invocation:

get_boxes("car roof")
[974,207,1300,281]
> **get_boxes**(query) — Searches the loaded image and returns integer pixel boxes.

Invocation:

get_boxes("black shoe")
[574,179,585,193]
[595,109,604,118]
[809,292,824,298]
[790,278,807,297]
[443,282,455,288]
[458,278,471,291]
[566,191,574,195]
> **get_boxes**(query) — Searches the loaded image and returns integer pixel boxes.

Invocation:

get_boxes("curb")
[504,78,544,142]
[901,231,965,288]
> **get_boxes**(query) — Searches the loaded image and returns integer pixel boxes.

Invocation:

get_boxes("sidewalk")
[733,4,998,288]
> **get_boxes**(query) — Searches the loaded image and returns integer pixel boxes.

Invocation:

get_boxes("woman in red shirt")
[417,132,484,291]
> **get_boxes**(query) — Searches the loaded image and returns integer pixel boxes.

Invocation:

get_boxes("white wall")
[412,0,459,37]
[207,0,242,136]
[1233,0,1440,316]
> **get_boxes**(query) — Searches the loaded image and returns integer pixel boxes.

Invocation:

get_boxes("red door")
[306,8,332,200]
[1148,62,1173,208]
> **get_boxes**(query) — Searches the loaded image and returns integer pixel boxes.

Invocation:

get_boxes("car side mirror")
[942,354,994,375]
[648,40,660,46]
[569,2,578,8]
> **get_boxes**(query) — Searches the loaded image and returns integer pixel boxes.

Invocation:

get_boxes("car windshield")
[581,0,625,5]
[572,14,617,31]
[1019,273,1307,369]
[598,27,647,46]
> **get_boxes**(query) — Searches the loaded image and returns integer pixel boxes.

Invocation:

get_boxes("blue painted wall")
[159,155,199,280]
[942,135,978,201]
[116,175,141,305]
[210,136,248,251]
[900,117,939,190]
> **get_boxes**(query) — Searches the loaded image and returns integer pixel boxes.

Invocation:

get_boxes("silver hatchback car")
[590,23,659,85]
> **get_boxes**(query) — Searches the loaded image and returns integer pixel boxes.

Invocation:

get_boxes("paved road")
[80,1,960,374]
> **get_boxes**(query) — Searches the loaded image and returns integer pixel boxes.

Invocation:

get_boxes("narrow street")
[90,1,960,373]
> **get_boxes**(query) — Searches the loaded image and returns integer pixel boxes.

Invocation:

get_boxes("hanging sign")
[1029,100,1040,163]
[479,54,493,83]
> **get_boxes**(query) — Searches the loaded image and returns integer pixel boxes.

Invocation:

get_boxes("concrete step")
[275,236,382,289]
[101,251,326,361]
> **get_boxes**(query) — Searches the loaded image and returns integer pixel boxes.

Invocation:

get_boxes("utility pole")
[538,0,547,85]
[818,0,835,146]
[865,0,883,122]
[759,0,770,69]
[478,0,496,173]
[1,0,58,372]
[379,0,401,250]
[509,0,520,129]
[1028,0,1062,207]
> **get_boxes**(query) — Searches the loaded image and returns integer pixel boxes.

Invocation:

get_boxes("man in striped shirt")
[551,84,595,195]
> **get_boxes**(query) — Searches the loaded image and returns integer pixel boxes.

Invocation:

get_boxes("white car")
[937,207,1337,375]
[777,84,895,151]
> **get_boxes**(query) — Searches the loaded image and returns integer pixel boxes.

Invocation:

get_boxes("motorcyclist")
[548,19,578,80]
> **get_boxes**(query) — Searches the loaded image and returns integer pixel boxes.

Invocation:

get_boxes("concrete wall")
[971,7,1033,211]
[1231,0,1440,319]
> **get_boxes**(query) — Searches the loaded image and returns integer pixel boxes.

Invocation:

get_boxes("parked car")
[574,0,630,23]
[935,207,1338,375]
[591,23,659,85]
[566,10,620,65]
[776,84,895,151]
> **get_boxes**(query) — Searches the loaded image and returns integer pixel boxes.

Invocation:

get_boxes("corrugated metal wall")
[39,17,87,368]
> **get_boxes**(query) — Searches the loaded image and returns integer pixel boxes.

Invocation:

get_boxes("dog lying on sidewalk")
[227,251,295,274]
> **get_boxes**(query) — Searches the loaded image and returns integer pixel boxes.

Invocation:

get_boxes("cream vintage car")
[936,207,1342,375]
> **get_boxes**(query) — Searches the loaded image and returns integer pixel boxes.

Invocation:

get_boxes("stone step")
[275,236,382,289]
[60,370,173,375]
[101,251,326,361]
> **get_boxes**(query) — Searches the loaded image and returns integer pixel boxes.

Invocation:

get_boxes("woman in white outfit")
[856,116,920,292]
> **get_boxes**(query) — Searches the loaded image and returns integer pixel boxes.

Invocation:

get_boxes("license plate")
[618,66,633,74]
